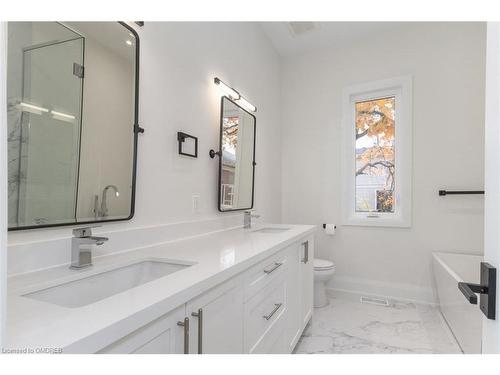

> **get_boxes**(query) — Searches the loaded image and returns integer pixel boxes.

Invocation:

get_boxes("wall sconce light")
[213,77,257,112]
[214,77,240,100]
[235,96,257,113]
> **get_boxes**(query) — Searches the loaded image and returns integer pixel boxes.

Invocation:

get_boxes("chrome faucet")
[244,210,260,229]
[70,227,108,269]
[99,185,120,218]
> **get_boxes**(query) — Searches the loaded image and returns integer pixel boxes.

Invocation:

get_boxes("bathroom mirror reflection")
[218,96,256,212]
[7,21,139,230]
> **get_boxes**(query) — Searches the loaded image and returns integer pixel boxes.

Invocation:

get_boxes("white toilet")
[313,258,335,308]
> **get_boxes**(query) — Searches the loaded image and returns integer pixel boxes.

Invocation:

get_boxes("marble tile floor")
[294,295,462,354]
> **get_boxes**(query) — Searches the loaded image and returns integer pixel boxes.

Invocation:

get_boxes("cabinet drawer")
[251,313,288,354]
[244,248,289,302]
[244,276,287,353]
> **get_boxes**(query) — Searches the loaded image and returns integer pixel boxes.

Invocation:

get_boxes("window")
[355,97,395,213]
[221,115,239,208]
[342,77,412,227]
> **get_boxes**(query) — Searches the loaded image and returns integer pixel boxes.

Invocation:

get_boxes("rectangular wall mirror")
[7,21,140,230]
[218,96,256,212]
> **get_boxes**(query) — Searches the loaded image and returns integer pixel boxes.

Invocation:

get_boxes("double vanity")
[7,224,315,353]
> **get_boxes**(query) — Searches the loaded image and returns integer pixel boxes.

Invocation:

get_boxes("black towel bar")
[439,190,484,196]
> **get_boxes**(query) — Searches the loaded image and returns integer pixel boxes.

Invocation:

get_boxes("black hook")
[209,149,221,159]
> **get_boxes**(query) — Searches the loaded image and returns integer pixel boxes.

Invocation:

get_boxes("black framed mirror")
[7,21,141,230]
[217,96,256,212]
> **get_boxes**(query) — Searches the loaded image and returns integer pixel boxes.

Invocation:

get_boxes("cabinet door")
[299,236,314,329]
[98,305,187,354]
[285,243,302,352]
[186,279,244,354]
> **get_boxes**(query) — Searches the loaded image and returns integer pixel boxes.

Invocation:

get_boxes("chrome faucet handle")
[245,210,260,218]
[70,226,108,270]
[72,226,102,238]
[73,227,92,237]
[243,210,260,229]
[87,235,109,245]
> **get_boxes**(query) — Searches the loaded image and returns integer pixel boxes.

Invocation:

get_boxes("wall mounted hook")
[209,149,221,158]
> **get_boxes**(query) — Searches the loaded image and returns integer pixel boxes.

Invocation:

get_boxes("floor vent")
[360,296,389,306]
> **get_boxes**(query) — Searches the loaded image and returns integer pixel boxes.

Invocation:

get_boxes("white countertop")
[6,224,316,353]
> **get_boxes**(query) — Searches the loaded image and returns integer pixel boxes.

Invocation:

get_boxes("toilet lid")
[314,258,335,270]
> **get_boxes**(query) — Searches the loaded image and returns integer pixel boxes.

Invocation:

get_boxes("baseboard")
[326,276,437,306]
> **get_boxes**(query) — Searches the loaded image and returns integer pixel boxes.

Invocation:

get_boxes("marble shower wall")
[6,23,32,226]
[7,106,22,225]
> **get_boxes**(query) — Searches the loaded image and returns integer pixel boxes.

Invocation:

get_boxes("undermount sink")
[252,227,291,234]
[23,259,193,308]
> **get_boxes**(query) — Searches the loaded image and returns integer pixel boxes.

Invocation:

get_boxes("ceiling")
[65,22,136,61]
[259,22,407,58]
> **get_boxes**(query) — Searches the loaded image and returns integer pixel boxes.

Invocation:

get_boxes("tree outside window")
[355,97,395,213]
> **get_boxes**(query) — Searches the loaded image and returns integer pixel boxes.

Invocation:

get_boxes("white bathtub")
[432,252,483,354]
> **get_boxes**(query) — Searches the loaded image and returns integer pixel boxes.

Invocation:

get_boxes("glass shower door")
[17,36,84,226]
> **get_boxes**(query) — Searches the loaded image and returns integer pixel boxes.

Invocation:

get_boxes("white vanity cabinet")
[284,236,314,352]
[186,278,244,354]
[285,242,302,351]
[299,237,314,328]
[96,234,314,354]
[243,248,290,353]
[98,305,187,354]
[99,284,245,355]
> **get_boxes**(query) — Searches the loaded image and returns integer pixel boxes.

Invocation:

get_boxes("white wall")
[133,22,281,226]
[8,23,282,252]
[482,21,500,354]
[281,22,486,303]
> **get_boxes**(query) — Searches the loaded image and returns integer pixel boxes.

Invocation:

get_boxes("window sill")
[342,215,411,228]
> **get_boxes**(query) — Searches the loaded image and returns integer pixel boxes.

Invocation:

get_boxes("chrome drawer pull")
[302,241,309,264]
[264,262,283,274]
[177,317,189,354]
[191,308,203,354]
[263,303,283,320]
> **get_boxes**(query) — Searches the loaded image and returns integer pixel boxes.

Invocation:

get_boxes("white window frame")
[341,76,412,228]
